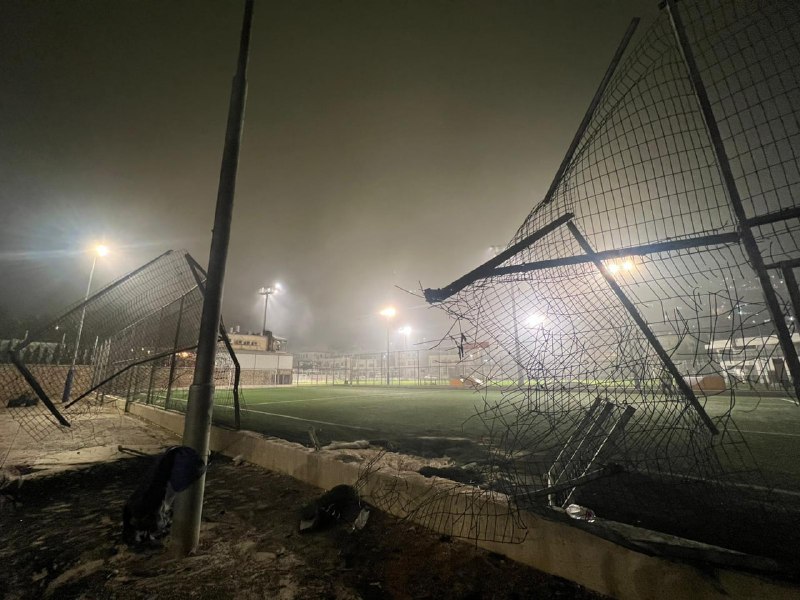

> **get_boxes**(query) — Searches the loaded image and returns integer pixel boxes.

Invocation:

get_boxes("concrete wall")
[125,402,799,600]
[235,351,293,371]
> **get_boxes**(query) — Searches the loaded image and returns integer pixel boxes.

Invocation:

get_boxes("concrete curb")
[125,402,800,600]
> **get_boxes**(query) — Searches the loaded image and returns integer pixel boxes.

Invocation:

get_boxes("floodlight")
[524,314,546,327]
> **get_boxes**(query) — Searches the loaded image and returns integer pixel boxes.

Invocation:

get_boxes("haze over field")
[0,0,659,350]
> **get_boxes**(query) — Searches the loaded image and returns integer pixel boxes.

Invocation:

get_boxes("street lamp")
[258,283,281,335]
[379,307,396,385]
[62,244,108,402]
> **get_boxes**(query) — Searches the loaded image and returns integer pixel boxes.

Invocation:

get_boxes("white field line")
[729,396,799,406]
[200,403,378,432]
[739,429,800,438]
[668,472,800,498]
[245,391,422,406]
[238,407,379,431]
[147,393,418,414]
[769,397,798,405]
[245,392,438,406]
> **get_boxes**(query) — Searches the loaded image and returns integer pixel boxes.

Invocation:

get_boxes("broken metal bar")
[186,255,241,428]
[666,0,800,400]
[492,231,740,277]
[765,257,800,271]
[9,351,70,427]
[424,212,574,303]
[567,222,718,434]
[218,319,242,429]
[518,464,624,501]
[746,206,800,228]
[548,397,604,489]
[561,405,635,507]
[184,253,208,294]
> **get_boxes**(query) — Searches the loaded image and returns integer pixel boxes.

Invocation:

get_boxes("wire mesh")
[423,0,800,560]
[0,250,244,446]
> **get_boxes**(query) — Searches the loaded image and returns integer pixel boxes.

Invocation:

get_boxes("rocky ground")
[0,410,605,600]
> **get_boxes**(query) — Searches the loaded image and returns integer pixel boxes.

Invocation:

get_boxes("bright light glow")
[524,314,546,327]
[379,307,396,319]
[399,325,412,335]
[259,283,281,296]
[95,244,109,257]
[605,258,635,274]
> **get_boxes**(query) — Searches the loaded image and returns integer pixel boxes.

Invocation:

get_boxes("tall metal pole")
[172,0,255,556]
[268,292,269,335]
[666,0,800,401]
[62,254,97,402]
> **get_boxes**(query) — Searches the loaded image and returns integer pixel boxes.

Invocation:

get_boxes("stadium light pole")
[258,283,281,335]
[380,307,396,385]
[62,243,109,402]
[399,325,411,349]
[172,0,255,557]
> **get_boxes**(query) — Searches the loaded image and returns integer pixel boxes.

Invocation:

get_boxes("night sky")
[0,0,659,351]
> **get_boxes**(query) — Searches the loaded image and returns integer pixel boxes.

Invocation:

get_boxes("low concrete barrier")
[125,402,798,600]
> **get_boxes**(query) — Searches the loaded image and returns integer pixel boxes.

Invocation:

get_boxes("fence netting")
[420,0,800,561]
[0,250,244,448]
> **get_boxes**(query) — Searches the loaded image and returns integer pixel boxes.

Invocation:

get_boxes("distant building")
[227,330,293,385]
[228,330,287,352]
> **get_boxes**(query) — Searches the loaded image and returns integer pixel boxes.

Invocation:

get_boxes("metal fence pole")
[164,296,185,411]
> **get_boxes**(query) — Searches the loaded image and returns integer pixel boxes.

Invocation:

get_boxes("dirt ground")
[0,413,604,600]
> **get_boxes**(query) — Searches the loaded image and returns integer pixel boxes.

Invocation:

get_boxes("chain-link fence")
[419,0,800,562]
[0,251,244,445]
[293,349,489,386]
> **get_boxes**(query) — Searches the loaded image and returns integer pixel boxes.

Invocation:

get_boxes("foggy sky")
[0,0,659,351]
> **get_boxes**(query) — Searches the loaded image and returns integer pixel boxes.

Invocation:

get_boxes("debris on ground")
[308,426,321,451]
[299,484,364,533]
[0,455,607,599]
[324,440,370,451]
[418,464,486,485]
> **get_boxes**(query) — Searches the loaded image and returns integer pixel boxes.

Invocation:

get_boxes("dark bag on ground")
[122,446,205,546]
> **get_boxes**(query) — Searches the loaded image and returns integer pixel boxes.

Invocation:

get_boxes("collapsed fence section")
[420,0,800,562]
[0,250,245,446]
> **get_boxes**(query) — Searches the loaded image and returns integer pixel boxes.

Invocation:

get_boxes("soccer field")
[168,385,800,489]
